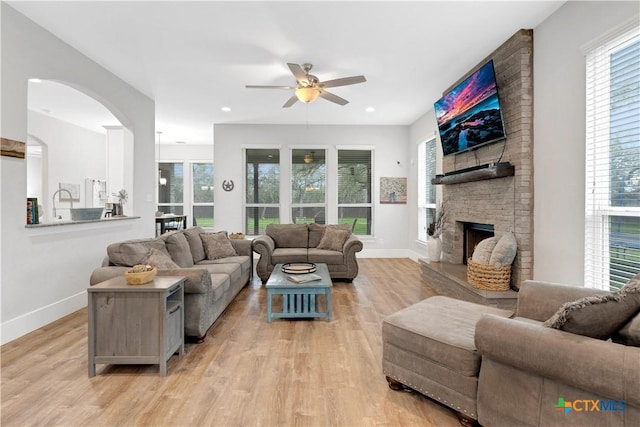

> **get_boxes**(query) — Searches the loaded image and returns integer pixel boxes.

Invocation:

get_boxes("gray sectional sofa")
[252,223,363,283]
[90,227,252,341]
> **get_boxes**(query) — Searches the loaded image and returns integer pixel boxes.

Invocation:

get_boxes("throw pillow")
[317,226,351,251]
[141,248,180,270]
[612,312,640,347]
[200,232,238,260]
[543,273,640,339]
[162,231,194,268]
[471,237,498,264]
[489,232,517,269]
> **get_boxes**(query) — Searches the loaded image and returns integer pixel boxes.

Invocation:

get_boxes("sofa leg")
[385,376,407,391]
[186,333,206,344]
[455,413,478,427]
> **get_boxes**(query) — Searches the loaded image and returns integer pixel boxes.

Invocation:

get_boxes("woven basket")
[124,266,157,285]
[467,258,511,291]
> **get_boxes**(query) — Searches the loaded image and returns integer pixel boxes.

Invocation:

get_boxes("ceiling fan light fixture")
[295,86,320,103]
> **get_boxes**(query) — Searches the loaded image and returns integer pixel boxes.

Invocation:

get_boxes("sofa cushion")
[382,296,513,377]
[543,273,640,339]
[489,232,517,268]
[266,224,309,248]
[471,237,497,264]
[200,232,238,260]
[141,248,180,270]
[317,226,351,251]
[204,255,252,278]
[209,273,231,302]
[107,238,169,267]
[162,231,194,268]
[182,226,207,263]
[308,223,351,248]
[196,262,242,285]
[271,248,308,265]
[308,223,327,248]
[308,248,344,265]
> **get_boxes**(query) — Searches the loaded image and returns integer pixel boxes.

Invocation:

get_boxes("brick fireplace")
[422,29,534,301]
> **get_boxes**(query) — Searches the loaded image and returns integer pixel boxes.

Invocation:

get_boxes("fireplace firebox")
[463,222,494,264]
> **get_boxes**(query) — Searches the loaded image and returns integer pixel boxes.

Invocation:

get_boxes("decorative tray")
[282,262,317,274]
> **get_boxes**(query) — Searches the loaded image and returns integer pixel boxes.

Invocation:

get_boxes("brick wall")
[440,29,533,289]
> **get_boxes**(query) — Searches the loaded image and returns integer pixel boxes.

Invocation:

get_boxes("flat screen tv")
[434,60,506,156]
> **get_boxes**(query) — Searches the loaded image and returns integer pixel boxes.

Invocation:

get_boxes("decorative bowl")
[124,265,157,285]
[229,232,245,240]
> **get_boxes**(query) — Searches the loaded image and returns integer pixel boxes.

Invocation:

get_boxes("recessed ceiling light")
[29,78,42,83]
[176,141,186,144]
[365,106,375,113]
[221,106,231,112]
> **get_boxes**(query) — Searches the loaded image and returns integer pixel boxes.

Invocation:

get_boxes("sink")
[70,208,104,221]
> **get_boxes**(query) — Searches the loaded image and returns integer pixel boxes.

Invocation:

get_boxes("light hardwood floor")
[1,258,459,426]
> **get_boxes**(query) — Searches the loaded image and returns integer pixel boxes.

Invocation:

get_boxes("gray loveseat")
[90,227,252,341]
[252,223,363,283]
[383,279,640,426]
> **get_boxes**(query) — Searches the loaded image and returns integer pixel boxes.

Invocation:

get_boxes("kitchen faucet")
[52,188,74,219]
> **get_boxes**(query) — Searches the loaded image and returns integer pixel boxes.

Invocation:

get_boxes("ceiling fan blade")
[287,63,309,85]
[319,75,366,89]
[246,85,296,90]
[318,90,349,106]
[283,95,299,108]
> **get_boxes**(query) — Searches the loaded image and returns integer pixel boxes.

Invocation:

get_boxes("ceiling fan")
[246,63,366,108]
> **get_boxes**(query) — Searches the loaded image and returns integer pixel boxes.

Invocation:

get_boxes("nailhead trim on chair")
[383,371,477,418]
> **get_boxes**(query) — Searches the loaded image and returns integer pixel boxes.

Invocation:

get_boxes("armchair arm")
[475,314,640,407]
[342,234,363,256]
[90,266,128,286]
[252,235,275,281]
[516,280,609,321]
[252,235,275,263]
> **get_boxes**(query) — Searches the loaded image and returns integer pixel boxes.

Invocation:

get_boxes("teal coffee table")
[266,263,332,322]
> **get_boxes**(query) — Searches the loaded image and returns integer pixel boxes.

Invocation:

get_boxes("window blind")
[585,26,640,290]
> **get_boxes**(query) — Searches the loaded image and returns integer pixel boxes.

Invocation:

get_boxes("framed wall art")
[380,177,407,204]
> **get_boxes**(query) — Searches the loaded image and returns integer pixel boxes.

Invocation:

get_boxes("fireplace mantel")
[432,162,515,186]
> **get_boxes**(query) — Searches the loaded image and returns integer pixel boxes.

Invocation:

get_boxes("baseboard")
[1,291,86,345]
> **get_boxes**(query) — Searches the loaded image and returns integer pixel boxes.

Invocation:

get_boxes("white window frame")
[584,23,640,290]
[243,146,282,236]
[191,161,214,229]
[418,137,438,242]
[336,147,374,236]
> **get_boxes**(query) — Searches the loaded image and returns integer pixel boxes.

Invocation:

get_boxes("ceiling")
[11,1,565,144]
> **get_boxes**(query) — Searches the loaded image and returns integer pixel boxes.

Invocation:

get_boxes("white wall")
[533,1,639,285]
[213,124,410,257]
[1,4,156,344]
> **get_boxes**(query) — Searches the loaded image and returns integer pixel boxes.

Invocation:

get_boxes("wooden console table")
[87,276,185,376]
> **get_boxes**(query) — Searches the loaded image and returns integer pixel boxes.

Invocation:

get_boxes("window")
[585,26,640,290]
[418,138,437,242]
[192,162,214,228]
[158,162,184,215]
[337,149,372,235]
[246,148,280,235]
[291,149,326,224]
